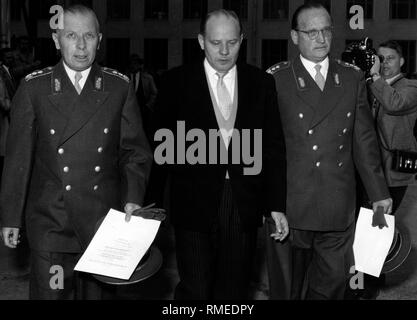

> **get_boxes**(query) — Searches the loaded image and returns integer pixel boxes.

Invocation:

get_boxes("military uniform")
[0,61,152,299]
[266,57,389,299]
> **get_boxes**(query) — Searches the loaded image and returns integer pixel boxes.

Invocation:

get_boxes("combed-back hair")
[199,9,243,36]
[291,1,331,30]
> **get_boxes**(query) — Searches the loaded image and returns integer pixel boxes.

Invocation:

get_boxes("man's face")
[198,14,242,73]
[2,52,15,67]
[291,8,332,63]
[378,47,404,79]
[52,12,102,71]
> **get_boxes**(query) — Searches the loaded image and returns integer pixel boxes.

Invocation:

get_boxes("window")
[69,0,93,8]
[183,0,207,19]
[396,40,416,75]
[145,0,168,19]
[263,0,289,19]
[262,39,288,71]
[223,0,248,19]
[29,0,57,19]
[144,39,168,72]
[106,38,130,72]
[390,0,416,19]
[304,0,331,13]
[107,0,130,20]
[183,39,204,64]
[346,0,373,19]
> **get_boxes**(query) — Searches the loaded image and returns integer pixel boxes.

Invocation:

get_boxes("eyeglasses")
[296,27,333,40]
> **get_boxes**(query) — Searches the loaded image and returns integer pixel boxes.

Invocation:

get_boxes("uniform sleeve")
[370,78,417,115]
[0,82,35,228]
[0,77,10,112]
[119,81,153,207]
[353,73,390,202]
[264,74,287,214]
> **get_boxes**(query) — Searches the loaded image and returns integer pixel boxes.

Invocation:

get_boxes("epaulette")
[102,67,130,83]
[25,66,53,81]
[336,59,361,72]
[266,61,291,75]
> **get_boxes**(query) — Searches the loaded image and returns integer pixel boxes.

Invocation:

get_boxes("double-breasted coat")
[0,61,152,252]
[268,57,389,232]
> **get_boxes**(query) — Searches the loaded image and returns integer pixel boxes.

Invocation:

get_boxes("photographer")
[365,40,417,298]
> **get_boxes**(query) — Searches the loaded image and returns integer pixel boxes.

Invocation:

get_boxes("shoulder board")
[336,59,361,72]
[25,67,53,81]
[266,61,291,75]
[102,67,130,83]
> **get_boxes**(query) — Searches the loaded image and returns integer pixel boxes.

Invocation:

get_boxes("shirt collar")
[63,61,91,83]
[204,58,237,81]
[300,55,329,76]
[385,73,402,85]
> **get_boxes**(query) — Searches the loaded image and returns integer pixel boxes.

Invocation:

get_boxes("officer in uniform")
[0,5,152,299]
[265,2,392,299]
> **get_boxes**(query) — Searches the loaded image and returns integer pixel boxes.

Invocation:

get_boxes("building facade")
[2,0,417,74]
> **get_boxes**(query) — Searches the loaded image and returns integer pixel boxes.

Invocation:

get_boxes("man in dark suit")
[147,9,288,299]
[266,3,392,300]
[0,5,152,299]
[128,54,158,140]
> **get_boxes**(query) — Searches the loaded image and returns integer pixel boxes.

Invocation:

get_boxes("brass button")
[299,113,304,119]
[104,128,109,134]
[58,148,64,155]
[50,129,56,135]
[98,147,103,153]
[347,112,352,118]
[316,162,321,167]
[63,166,69,173]
[339,145,344,150]
[343,128,348,134]
[65,185,72,191]
[95,166,101,173]
[94,185,99,191]
[338,162,344,167]
[313,145,319,151]
[308,129,314,135]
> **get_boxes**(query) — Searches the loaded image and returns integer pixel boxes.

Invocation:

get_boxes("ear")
[52,32,60,50]
[239,34,243,44]
[400,57,405,68]
[97,33,103,50]
[290,30,299,46]
[198,34,205,50]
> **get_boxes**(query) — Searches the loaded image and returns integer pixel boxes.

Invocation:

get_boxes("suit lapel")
[59,63,109,145]
[310,60,344,128]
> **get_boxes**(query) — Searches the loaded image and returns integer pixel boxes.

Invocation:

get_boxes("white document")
[353,207,395,277]
[75,209,161,280]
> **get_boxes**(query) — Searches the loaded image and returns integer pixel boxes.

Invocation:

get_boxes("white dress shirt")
[204,59,237,107]
[63,62,91,91]
[300,55,329,81]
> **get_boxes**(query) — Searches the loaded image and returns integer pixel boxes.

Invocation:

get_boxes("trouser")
[174,180,257,300]
[29,250,115,300]
[289,222,355,300]
[264,217,292,300]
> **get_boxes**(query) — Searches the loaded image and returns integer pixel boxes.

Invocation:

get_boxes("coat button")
[98,147,103,153]
[94,185,99,191]
[347,112,352,118]
[308,129,314,135]
[313,145,319,151]
[65,185,72,191]
[338,162,344,167]
[63,166,69,173]
[104,128,109,134]
[50,129,56,135]
[299,113,304,119]
[95,166,101,172]
[316,162,321,167]
[58,148,64,155]
[343,128,348,134]
[339,145,344,150]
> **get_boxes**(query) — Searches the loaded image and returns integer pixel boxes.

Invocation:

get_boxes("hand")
[373,198,393,215]
[124,203,141,222]
[1,228,20,249]
[270,211,289,242]
[370,54,381,76]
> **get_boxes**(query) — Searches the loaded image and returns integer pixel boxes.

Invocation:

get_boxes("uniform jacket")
[147,61,287,233]
[0,61,152,252]
[369,75,417,187]
[0,64,15,156]
[268,56,389,232]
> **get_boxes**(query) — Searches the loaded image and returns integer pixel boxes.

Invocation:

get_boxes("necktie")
[216,72,233,120]
[314,64,325,91]
[74,72,83,95]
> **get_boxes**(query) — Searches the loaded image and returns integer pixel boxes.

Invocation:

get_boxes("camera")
[341,37,383,79]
